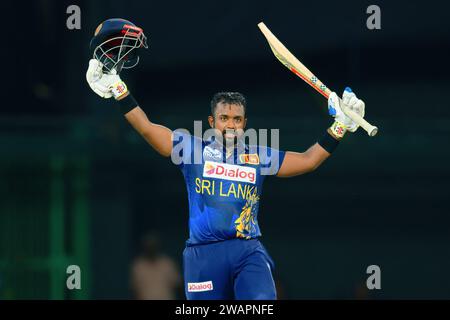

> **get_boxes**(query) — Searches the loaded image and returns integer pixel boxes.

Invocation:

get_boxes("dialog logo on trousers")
[188,281,214,292]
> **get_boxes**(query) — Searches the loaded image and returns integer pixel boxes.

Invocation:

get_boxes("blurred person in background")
[130,232,181,300]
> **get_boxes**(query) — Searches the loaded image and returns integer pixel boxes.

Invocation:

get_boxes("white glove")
[328,87,365,137]
[86,59,129,100]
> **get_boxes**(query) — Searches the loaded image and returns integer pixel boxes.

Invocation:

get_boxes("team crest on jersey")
[239,154,260,165]
[203,161,256,184]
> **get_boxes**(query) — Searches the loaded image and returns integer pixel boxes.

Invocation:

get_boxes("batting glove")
[328,87,365,138]
[86,59,129,100]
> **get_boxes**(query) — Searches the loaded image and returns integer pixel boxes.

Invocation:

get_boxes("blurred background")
[1,0,450,299]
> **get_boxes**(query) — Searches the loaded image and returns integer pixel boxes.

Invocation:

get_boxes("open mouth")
[223,130,236,140]
[224,132,236,138]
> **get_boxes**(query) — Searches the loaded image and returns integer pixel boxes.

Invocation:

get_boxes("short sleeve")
[258,146,286,176]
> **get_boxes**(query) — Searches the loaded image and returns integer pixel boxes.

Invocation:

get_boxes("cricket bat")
[258,22,378,137]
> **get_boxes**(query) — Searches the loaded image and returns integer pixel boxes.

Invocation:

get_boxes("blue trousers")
[183,238,276,300]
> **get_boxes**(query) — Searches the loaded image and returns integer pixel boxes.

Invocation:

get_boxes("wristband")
[117,93,139,115]
[318,129,340,154]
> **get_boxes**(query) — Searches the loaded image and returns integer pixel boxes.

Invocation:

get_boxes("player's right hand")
[86,59,129,100]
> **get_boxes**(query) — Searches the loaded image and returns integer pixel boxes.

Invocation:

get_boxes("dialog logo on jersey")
[203,161,256,184]
[187,281,214,292]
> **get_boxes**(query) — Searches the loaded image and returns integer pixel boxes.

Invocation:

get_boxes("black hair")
[210,92,246,116]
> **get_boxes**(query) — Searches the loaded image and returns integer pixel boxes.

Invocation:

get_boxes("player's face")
[208,102,247,145]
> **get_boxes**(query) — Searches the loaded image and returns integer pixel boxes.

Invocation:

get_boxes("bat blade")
[258,22,378,137]
[258,22,330,99]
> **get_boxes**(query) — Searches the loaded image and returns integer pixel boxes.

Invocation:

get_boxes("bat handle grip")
[341,103,379,137]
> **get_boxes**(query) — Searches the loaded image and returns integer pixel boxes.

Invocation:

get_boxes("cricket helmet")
[90,18,148,74]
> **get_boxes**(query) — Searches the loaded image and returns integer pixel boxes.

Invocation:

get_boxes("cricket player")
[86,18,365,300]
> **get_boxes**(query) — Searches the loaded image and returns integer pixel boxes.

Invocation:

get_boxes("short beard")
[224,135,237,146]
[222,128,239,147]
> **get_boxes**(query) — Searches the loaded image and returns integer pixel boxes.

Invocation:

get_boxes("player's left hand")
[328,87,365,133]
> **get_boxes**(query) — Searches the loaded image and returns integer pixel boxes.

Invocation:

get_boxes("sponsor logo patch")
[203,161,256,184]
[187,281,214,292]
[203,146,222,161]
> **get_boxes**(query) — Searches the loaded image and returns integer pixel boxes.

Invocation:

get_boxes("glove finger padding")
[327,92,341,118]
[327,87,366,135]
[342,87,365,132]
[86,59,115,99]
[342,87,355,104]
[347,96,358,107]
[93,87,111,98]
[93,81,113,98]
[86,59,103,83]
[349,99,365,118]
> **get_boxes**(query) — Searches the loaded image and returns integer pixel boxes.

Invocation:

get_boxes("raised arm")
[277,142,331,177]
[86,59,173,157]
[122,103,173,157]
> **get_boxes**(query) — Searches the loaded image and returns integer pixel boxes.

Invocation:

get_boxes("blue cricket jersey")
[172,130,285,245]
